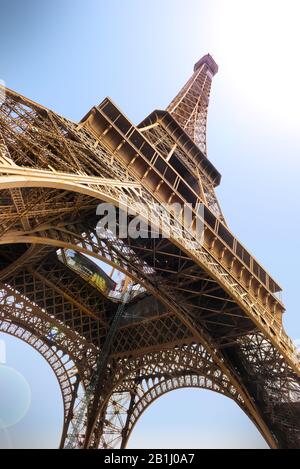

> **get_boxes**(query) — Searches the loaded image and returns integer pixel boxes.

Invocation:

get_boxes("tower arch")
[0,319,80,446]
[88,344,267,449]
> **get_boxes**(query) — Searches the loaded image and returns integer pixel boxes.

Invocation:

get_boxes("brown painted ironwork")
[0,54,299,448]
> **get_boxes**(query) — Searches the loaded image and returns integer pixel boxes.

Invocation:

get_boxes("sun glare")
[214,0,300,129]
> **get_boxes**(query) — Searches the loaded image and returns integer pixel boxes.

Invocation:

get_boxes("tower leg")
[59,374,81,449]
[120,391,137,449]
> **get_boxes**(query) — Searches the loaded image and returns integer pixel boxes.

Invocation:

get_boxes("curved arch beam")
[109,375,246,449]
[0,320,77,421]
[123,375,237,448]
[0,282,98,370]
[91,344,267,449]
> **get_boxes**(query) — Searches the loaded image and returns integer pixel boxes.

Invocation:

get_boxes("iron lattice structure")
[0,54,299,449]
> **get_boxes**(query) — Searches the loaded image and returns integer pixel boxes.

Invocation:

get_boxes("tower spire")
[166,54,218,155]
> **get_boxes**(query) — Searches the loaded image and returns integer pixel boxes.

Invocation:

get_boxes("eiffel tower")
[0,54,299,449]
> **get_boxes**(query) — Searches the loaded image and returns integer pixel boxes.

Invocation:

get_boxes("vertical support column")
[59,374,81,449]
[120,390,137,449]
[95,388,136,449]
[64,287,132,449]
[82,380,110,449]
[87,401,109,449]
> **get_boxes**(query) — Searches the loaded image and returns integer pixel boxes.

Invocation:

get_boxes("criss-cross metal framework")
[0,54,299,449]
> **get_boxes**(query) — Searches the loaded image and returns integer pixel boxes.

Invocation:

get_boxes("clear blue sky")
[0,0,299,448]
